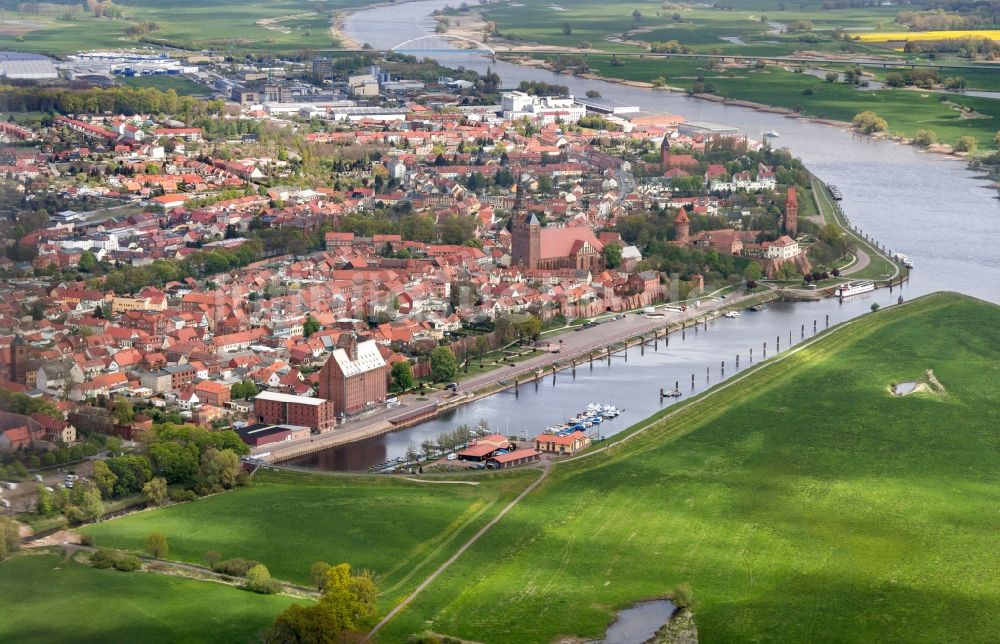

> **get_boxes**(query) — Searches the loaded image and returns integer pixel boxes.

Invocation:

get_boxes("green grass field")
[484,0,899,57]
[0,0,379,55]
[0,553,301,644]
[81,468,535,606]
[120,75,210,96]
[486,0,999,149]
[376,292,1000,642]
[582,56,1000,149]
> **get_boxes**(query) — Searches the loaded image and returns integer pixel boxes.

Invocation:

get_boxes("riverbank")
[264,289,781,464]
[512,55,999,163]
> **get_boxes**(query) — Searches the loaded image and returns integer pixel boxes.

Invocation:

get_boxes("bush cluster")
[212,557,260,577]
[90,549,142,572]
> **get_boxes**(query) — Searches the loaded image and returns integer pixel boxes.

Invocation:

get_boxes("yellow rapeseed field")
[856,29,1000,42]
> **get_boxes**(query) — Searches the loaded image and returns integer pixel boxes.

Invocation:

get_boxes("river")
[287,0,999,471]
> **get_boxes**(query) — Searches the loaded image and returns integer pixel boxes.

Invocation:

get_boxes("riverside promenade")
[261,289,776,463]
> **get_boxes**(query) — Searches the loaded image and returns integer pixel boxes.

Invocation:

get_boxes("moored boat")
[835,280,876,298]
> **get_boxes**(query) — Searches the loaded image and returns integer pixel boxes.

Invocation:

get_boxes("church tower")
[674,209,690,245]
[660,137,671,170]
[10,335,27,384]
[785,187,799,237]
[511,212,540,270]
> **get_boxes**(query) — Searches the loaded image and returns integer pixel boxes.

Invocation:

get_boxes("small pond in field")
[591,600,677,644]
[893,381,920,395]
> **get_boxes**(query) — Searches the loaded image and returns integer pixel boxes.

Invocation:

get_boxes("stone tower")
[785,186,799,237]
[674,209,690,245]
[9,335,27,385]
[511,212,540,270]
[660,137,671,170]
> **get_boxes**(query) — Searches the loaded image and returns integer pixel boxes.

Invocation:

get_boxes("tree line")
[0,84,222,119]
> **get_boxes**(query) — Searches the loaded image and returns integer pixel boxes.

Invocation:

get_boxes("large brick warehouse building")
[318,335,389,417]
[253,390,336,433]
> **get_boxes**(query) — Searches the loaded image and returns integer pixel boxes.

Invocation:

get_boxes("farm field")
[856,29,1000,42]
[0,0,378,55]
[481,0,899,57]
[81,468,535,608]
[0,553,301,644]
[376,292,1000,643]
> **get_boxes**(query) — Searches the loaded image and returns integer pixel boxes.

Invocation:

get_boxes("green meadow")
[486,0,999,149]
[81,468,535,607]
[0,553,300,644]
[483,0,899,57]
[377,293,1000,642]
[0,0,378,55]
[582,56,1000,148]
[120,75,210,95]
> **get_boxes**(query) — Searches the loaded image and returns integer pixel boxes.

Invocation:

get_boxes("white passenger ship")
[835,280,876,298]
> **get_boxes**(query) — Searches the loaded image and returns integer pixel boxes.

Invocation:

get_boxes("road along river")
[286,0,999,471]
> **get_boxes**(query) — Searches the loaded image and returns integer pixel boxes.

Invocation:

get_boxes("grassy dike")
[376,292,1000,643]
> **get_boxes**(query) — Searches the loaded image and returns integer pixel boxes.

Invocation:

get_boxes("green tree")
[147,441,199,485]
[74,481,105,523]
[145,532,169,558]
[852,111,888,135]
[267,564,377,642]
[743,262,763,282]
[78,250,98,272]
[112,395,134,425]
[310,561,332,591]
[954,136,978,153]
[603,244,623,268]
[429,346,458,383]
[439,214,476,245]
[91,460,118,499]
[36,484,53,515]
[563,22,572,36]
[195,448,240,494]
[106,455,152,497]
[513,314,542,341]
[0,516,20,561]
[303,315,320,338]
[142,476,168,506]
[391,361,415,391]
[247,563,279,594]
